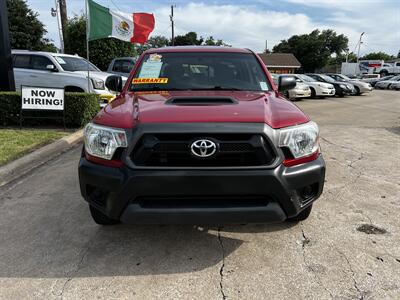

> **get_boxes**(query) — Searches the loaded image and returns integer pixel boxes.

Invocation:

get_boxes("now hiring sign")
[22,87,64,110]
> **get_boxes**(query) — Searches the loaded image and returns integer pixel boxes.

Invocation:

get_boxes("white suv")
[12,50,126,106]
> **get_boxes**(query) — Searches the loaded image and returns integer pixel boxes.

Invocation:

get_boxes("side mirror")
[278,76,296,92]
[46,64,58,72]
[105,75,123,92]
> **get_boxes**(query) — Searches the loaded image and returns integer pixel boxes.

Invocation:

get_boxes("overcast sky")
[26,0,399,55]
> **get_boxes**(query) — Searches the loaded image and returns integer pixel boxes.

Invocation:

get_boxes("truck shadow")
[0,216,293,279]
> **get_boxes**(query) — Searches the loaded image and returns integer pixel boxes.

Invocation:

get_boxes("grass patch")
[0,129,69,166]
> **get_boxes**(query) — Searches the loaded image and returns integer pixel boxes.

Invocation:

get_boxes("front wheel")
[354,86,361,95]
[287,205,313,222]
[89,205,119,225]
[310,87,316,98]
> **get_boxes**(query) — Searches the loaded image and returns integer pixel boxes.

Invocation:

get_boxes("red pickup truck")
[78,46,325,225]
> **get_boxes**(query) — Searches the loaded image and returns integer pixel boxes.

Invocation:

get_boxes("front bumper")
[289,89,312,98]
[78,155,326,224]
[319,88,336,96]
[359,85,373,93]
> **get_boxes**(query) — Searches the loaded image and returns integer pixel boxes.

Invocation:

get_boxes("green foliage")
[6,0,57,51]
[136,35,170,55]
[203,36,231,47]
[0,92,100,128]
[65,15,137,70]
[360,52,394,61]
[272,29,349,72]
[173,32,203,46]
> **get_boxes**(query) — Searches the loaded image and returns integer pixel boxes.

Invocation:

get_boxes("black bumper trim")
[78,155,325,224]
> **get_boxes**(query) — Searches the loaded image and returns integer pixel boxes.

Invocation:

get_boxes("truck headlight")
[279,121,319,159]
[84,123,127,160]
[91,78,105,90]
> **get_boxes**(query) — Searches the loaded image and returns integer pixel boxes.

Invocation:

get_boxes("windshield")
[338,74,351,80]
[130,52,271,92]
[319,74,335,83]
[390,75,400,81]
[54,56,100,72]
[297,74,316,82]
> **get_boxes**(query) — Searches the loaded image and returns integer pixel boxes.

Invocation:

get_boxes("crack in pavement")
[335,248,367,300]
[54,230,100,299]
[300,224,334,299]
[217,227,227,300]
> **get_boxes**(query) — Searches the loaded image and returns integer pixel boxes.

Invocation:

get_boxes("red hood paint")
[93,90,309,129]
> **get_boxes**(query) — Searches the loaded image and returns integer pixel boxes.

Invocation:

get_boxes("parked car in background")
[306,73,355,97]
[374,61,400,77]
[326,73,372,95]
[361,75,393,87]
[277,75,311,100]
[107,57,136,77]
[12,50,127,106]
[289,74,335,98]
[389,81,400,90]
[375,75,400,89]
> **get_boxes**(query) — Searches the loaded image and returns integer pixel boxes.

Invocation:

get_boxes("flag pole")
[85,0,90,92]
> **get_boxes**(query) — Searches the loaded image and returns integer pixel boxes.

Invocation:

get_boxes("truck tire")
[89,205,119,225]
[287,204,313,222]
[379,70,389,77]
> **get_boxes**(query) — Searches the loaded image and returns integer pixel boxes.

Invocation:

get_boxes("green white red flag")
[87,0,155,44]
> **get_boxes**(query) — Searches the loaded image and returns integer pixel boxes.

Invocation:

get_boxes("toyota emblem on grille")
[191,139,217,158]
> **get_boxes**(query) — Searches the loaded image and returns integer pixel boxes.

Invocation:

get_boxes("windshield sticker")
[259,81,268,91]
[149,53,162,62]
[54,56,66,64]
[138,61,162,78]
[133,78,168,84]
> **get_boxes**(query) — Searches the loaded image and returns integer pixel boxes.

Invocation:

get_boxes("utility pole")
[52,0,64,53]
[59,0,68,52]
[356,32,365,63]
[170,5,174,46]
[0,0,15,91]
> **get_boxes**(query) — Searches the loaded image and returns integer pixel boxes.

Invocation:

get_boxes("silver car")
[107,57,136,77]
[375,75,400,89]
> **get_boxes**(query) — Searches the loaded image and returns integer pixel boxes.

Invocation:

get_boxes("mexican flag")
[87,0,155,44]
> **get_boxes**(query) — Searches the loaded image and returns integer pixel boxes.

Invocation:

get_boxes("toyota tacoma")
[78,46,326,225]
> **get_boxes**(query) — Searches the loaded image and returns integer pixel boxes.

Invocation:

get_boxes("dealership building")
[258,53,301,74]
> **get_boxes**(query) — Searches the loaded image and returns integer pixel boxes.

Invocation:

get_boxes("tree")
[65,15,137,70]
[360,52,394,61]
[272,29,349,72]
[6,0,57,51]
[397,50,400,58]
[136,35,170,55]
[173,32,203,46]
[203,36,230,47]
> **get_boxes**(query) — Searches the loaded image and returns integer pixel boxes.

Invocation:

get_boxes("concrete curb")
[0,129,83,187]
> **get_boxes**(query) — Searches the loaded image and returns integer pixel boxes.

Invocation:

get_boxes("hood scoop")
[165,96,238,106]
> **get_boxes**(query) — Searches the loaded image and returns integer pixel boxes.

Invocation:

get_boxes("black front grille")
[131,133,276,167]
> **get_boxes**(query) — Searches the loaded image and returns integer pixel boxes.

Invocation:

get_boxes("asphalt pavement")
[0,90,399,300]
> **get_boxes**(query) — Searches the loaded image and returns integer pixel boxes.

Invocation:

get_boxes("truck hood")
[93,90,309,129]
